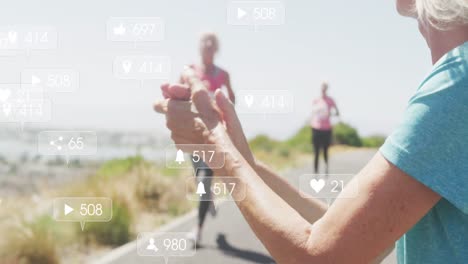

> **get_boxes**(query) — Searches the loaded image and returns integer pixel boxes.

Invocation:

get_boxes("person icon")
[146,238,159,252]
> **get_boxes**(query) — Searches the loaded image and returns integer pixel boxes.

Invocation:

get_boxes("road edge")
[92,209,198,264]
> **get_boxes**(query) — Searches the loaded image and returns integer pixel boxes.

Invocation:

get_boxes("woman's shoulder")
[416,50,468,102]
[215,65,229,76]
[422,43,468,90]
[213,65,230,83]
[324,96,336,105]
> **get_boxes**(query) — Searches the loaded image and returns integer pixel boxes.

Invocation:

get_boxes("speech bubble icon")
[0,83,52,127]
[227,1,286,26]
[20,26,58,51]
[113,55,171,80]
[38,131,98,164]
[165,144,225,171]
[236,89,294,114]
[107,17,165,42]
[0,25,57,52]
[137,232,196,262]
[186,176,246,202]
[21,69,80,93]
[53,197,112,230]
[299,174,359,200]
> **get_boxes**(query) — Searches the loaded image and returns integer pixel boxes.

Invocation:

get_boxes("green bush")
[285,125,313,153]
[249,134,279,153]
[333,122,362,147]
[96,156,144,178]
[277,145,291,158]
[135,168,173,211]
[81,195,132,246]
[249,126,314,155]
[1,215,60,264]
[248,122,387,153]
[159,165,183,178]
[362,135,386,148]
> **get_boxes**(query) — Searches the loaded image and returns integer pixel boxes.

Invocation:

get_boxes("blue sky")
[0,0,433,139]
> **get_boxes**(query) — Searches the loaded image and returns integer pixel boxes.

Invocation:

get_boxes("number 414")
[24,32,49,43]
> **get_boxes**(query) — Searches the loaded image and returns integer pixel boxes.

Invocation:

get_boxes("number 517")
[192,150,215,163]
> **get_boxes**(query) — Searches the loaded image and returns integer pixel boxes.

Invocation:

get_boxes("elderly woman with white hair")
[155,0,468,263]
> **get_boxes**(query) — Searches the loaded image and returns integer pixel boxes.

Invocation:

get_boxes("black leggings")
[312,128,332,173]
[192,159,213,227]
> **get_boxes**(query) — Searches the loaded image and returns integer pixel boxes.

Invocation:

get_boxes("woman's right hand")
[156,79,256,169]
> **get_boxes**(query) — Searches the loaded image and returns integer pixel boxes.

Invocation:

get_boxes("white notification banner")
[10,100,52,123]
[227,1,285,26]
[236,89,294,114]
[186,176,246,202]
[53,197,112,230]
[299,174,359,199]
[0,83,44,102]
[166,144,225,170]
[113,56,171,80]
[21,69,79,92]
[0,83,51,123]
[38,131,98,158]
[137,232,196,262]
[107,17,164,42]
[0,25,57,50]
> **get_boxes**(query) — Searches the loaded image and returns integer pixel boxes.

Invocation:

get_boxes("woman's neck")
[420,23,468,64]
[201,62,215,74]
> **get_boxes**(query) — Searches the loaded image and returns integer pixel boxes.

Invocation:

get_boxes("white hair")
[415,0,468,30]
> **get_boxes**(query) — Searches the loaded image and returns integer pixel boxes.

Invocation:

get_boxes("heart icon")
[0,89,11,102]
[122,60,132,74]
[8,31,17,44]
[309,178,325,193]
[244,94,254,108]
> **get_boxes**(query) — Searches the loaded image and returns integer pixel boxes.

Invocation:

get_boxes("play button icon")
[227,1,285,26]
[64,203,74,216]
[237,7,247,19]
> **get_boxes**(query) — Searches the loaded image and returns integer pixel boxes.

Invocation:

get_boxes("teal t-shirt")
[380,41,468,264]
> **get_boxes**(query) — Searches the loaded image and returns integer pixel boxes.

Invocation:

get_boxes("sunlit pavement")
[100,149,396,264]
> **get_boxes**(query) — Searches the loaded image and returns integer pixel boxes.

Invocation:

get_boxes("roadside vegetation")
[0,121,386,263]
[251,122,386,170]
[0,157,193,263]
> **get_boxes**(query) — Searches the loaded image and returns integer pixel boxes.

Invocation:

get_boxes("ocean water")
[0,129,169,162]
[0,129,172,196]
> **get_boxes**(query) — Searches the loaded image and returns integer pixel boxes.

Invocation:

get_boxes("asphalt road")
[97,149,397,264]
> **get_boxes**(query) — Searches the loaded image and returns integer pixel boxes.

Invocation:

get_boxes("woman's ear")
[396,0,417,18]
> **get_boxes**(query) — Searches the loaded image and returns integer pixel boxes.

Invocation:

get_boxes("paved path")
[97,149,397,264]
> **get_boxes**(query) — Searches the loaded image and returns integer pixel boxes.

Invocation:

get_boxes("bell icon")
[175,149,185,164]
[196,181,206,196]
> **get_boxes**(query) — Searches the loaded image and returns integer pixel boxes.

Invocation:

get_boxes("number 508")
[80,203,103,216]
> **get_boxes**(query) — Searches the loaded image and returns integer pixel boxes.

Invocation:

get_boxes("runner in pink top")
[181,33,235,246]
[189,64,228,94]
[311,82,340,174]
[311,96,336,130]
[182,33,235,102]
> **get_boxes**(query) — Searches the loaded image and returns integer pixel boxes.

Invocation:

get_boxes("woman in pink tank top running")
[183,33,235,102]
[181,32,235,246]
[311,82,340,174]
